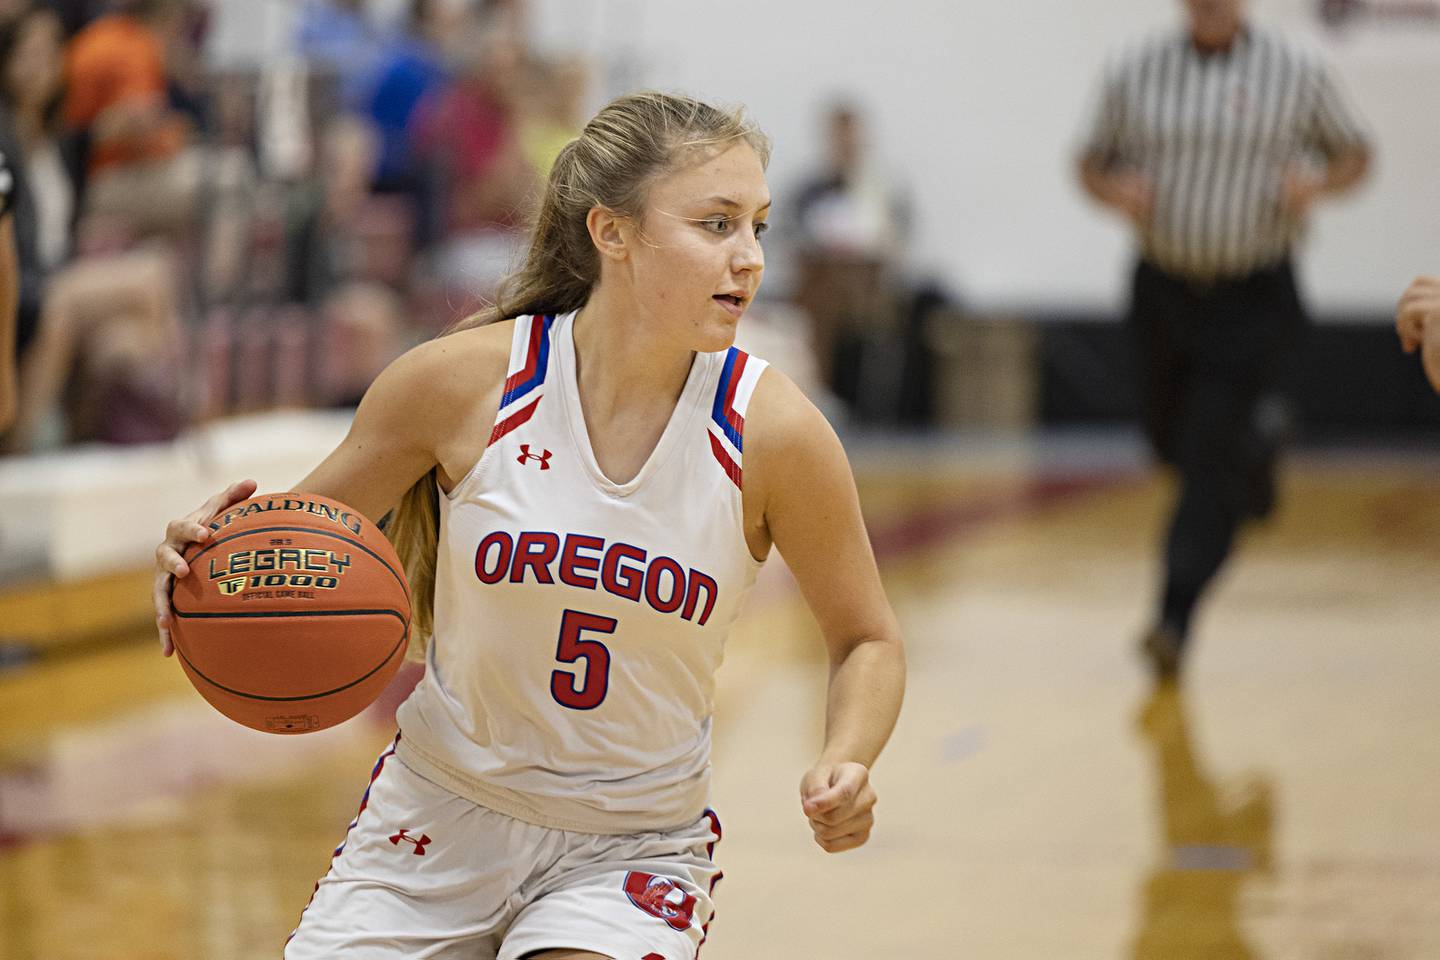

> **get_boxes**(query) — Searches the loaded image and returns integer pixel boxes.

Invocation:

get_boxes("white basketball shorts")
[285,737,723,960]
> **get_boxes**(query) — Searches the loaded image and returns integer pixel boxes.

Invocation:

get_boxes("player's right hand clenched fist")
[153,478,258,657]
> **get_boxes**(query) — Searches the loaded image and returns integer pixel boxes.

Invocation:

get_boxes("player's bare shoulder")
[370,320,512,420]
[741,364,848,541]
[354,319,516,486]
[747,362,840,452]
[400,320,513,403]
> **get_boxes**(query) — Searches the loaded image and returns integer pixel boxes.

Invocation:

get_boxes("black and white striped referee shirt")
[1083,26,1370,281]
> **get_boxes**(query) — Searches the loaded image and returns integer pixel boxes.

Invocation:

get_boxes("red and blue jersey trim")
[708,347,756,489]
[490,314,554,445]
[500,313,553,408]
[711,348,747,452]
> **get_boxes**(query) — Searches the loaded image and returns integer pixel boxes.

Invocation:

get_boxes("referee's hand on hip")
[1091,167,1154,229]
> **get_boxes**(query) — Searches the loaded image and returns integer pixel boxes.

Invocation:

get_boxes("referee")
[1077,0,1371,679]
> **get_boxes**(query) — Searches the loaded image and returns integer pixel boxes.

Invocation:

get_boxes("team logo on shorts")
[623,872,696,931]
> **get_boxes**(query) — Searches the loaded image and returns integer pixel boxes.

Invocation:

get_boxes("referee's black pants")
[1128,258,1307,643]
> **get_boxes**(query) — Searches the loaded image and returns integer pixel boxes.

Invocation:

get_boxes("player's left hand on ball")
[800,761,876,854]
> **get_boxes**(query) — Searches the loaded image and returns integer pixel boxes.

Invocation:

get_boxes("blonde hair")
[387,91,769,658]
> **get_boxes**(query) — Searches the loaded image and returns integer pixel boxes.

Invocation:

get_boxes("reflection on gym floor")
[1132,682,1272,960]
[3,445,1440,959]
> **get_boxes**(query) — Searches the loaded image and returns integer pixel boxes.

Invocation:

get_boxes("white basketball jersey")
[396,311,769,834]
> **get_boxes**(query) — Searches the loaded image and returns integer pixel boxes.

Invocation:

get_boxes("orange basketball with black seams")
[169,492,411,734]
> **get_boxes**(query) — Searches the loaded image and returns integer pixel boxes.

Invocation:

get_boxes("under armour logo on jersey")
[517,444,553,470]
[388,829,432,855]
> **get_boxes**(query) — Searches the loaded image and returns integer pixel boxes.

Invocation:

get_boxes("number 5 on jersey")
[551,609,616,710]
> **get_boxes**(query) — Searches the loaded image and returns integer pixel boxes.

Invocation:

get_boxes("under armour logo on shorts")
[388,828,432,855]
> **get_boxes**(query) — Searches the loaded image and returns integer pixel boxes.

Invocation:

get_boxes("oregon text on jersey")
[472,530,719,626]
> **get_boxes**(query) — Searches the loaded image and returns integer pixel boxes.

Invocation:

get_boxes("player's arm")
[746,369,906,854]
[299,323,510,515]
[153,334,497,655]
[295,340,459,522]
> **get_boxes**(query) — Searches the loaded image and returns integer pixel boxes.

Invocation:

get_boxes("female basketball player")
[152,93,906,960]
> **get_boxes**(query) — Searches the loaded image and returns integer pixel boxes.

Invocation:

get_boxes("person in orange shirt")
[62,0,197,236]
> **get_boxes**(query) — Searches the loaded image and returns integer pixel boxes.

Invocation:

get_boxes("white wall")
[529,0,1440,318]
[204,0,298,69]
[207,0,1440,318]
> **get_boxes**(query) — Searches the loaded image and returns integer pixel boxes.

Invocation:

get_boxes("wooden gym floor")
[2,436,1438,959]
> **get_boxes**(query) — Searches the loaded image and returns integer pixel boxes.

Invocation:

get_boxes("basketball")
[169,492,411,734]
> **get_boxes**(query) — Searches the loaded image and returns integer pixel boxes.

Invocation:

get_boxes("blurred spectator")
[365,0,452,195]
[277,113,412,409]
[37,0,103,38]
[162,0,212,130]
[796,104,907,260]
[284,115,381,307]
[0,3,191,453]
[792,102,912,421]
[0,132,18,432]
[295,0,386,113]
[413,18,534,298]
[0,0,26,29]
[63,0,201,238]
[6,243,184,450]
[196,70,263,306]
[1396,276,1440,393]
[517,58,585,184]
[1077,0,1371,679]
[0,93,47,441]
[478,0,529,36]
[318,280,405,407]
[1,5,76,273]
